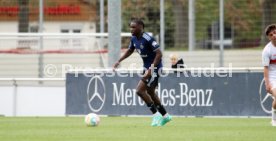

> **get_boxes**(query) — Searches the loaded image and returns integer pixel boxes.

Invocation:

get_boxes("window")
[73,29,81,33]
[29,25,38,33]
[61,29,69,33]
[60,24,83,49]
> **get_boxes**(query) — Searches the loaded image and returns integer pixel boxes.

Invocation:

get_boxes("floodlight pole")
[219,0,224,67]
[108,0,121,67]
[38,0,44,78]
[100,0,104,33]
[188,0,195,51]
[99,0,105,68]
[160,0,165,51]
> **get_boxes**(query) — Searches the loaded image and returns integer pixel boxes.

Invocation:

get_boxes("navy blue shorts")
[141,71,159,88]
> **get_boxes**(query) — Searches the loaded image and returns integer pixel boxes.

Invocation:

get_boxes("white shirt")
[262,42,276,80]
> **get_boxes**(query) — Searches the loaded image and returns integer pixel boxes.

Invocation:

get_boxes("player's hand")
[265,83,272,94]
[113,62,120,71]
[143,69,152,80]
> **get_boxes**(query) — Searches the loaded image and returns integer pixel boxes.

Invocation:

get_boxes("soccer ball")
[84,113,100,126]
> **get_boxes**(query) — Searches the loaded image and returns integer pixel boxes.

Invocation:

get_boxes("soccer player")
[262,24,276,126]
[113,19,172,126]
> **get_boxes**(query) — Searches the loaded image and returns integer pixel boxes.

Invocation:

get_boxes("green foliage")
[194,0,263,48]
[195,0,219,40]
[121,0,264,49]
[164,1,175,48]
[121,0,175,48]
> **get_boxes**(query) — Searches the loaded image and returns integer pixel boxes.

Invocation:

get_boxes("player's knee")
[271,92,276,98]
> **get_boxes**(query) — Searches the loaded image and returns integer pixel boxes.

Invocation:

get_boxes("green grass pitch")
[1,116,276,141]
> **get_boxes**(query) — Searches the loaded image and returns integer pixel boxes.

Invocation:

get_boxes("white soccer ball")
[84,113,100,126]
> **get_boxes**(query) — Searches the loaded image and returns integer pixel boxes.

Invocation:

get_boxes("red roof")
[0,0,96,21]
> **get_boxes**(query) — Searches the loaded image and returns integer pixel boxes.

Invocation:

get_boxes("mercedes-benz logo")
[87,75,106,112]
[259,78,274,114]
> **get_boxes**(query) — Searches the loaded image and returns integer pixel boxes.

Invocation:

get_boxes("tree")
[18,0,29,32]
[260,0,276,45]
[224,0,262,48]
[172,0,188,48]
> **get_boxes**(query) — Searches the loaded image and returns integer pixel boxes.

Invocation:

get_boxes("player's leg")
[136,80,154,106]
[147,87,166,115]
[146,73,172,126]
[270,88,276,126]
[136,80,161,126]
[147,86,172,126]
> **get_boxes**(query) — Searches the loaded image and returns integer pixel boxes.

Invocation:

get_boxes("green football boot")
[159,115,172,126]
[151,114,162,127]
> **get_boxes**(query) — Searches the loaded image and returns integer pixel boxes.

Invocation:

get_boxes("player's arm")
[262,49,271,93]
[152,48,162,68]
[144,49,162,79]
[264,66,272,93]
[149,38,162,69]
[113,48,134,70]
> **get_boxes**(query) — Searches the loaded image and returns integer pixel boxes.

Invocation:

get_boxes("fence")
[122,0,273,49]
[0,0,272,78]
[0,33,262,78]
[0,0,273,49]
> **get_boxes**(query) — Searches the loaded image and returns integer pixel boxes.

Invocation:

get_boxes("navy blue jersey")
[128,32,163,70]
